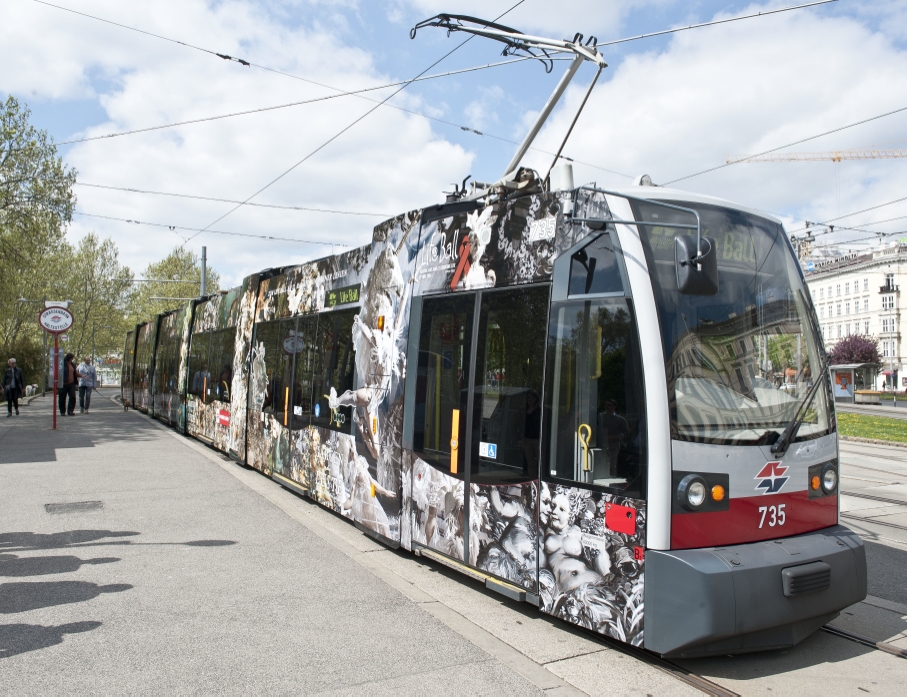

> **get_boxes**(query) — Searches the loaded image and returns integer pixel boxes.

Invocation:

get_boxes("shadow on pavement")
[0,554,119,577]
[0,581,132,613]
[0,530,139,551]
[0,621,102,659]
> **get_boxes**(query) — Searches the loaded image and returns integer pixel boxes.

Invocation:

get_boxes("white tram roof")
[604,185,784,226]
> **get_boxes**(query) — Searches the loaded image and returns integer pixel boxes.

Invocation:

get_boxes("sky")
[3,0,907,286]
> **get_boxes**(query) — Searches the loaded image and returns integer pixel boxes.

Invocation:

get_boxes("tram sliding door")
[410,286,548,593]
[539,231,648,646]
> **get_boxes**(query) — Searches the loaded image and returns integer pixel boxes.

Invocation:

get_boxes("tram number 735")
[758,504,786,528]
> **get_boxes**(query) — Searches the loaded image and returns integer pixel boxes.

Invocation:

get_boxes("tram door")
[412,286,548,590]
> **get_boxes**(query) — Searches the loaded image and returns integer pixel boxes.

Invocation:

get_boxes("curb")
[840,435,907,449]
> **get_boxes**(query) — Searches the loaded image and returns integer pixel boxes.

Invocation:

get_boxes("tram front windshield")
[633,200,831,446]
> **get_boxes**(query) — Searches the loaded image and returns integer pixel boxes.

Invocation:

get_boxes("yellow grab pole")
[450,409,460,474]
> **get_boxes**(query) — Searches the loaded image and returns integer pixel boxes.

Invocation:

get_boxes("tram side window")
[208,328,236,403]
[286,315,316,429]
[310,310,357,434]
[158,325,179,397]
[543,297,647,499]
[189,331,211,401]
[470,287,549,484]
[255,318,298,427]
[412,294,475,478]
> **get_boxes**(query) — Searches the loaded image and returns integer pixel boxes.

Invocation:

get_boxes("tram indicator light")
[711,484,726,502]
[810,475,821,491]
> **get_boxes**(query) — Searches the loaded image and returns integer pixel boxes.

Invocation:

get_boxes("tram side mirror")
[675,236,719,295]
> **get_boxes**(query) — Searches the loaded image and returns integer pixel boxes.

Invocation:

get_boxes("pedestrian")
[77,355,97,413]
[3,358,25,417]
[59,352,79,416]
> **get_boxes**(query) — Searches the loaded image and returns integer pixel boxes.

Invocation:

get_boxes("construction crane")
[726,148,907,164]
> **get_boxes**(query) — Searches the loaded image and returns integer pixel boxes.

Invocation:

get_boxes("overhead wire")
[73,211,348,246]
[35,0,840,221]
[597,0,836,48]
[185,0,529,242]
[55,56,563,146]
[664,104,907,185]
[75,182,393,217]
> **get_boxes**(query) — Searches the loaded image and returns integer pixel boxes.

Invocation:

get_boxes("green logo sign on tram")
[325,283,360,307]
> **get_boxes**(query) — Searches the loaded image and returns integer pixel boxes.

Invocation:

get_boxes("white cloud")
[399,0,667,40]
[522,3,907,247]
[0,0,473,286]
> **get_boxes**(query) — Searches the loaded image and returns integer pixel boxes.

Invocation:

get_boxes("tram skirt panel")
[538,483,646,647]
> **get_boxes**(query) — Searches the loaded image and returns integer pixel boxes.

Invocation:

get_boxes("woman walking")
[3,358,25,417]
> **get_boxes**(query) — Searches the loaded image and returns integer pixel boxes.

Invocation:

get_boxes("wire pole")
[200,246,207,297]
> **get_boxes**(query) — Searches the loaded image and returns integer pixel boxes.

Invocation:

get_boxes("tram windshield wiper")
[770,361,830,455]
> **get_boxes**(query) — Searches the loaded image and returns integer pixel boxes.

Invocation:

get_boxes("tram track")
[573,631,741,696]
[821,625,907,660]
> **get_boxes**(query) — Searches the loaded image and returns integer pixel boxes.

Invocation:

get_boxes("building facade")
[804,244,904,390]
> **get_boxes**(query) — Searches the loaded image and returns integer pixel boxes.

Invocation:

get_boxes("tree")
[827,335,881,366]
[0,96,77,384]
[127,246,220,323]
[60,234,134,360]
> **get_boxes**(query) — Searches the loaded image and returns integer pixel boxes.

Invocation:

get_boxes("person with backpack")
[3,358,25,417]
[59,353,79,416]
[77,356,97,413]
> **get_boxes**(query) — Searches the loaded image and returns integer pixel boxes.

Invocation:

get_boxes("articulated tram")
[122,177,866,657]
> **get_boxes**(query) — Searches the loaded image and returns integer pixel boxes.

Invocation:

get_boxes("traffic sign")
[806,261,815,272]
[39,306,73,334]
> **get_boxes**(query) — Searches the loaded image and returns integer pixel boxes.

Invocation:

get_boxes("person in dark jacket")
[59,353,79,416]
[3,358,25,417]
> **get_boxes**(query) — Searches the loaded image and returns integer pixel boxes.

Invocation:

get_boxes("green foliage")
[0,95,76,362]
[6,335,45,387]
[127,246,220,323]
[0,96,221,369]
[837,412,907,444]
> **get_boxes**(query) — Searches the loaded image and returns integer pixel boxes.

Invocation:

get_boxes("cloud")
[398,0,667,40]
[0,0,473,286]
[522,3,907,247]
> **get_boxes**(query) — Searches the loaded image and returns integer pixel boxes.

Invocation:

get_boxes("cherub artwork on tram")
[538,482,646,646]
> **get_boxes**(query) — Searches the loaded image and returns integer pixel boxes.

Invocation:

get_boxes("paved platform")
[3,391,907,695]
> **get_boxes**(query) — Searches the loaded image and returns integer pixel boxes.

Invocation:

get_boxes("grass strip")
[837,412,907,444]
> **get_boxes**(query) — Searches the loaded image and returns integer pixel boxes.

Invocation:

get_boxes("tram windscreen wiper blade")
[770,361,829,455]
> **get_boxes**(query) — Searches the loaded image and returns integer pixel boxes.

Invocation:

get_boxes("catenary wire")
[55,56,560,147]
[74,182,393,217]
[73,211,349,246]
[663,104,907,185]
[40,2,836,182]
[185,0,528,242]
[597,0,836,48]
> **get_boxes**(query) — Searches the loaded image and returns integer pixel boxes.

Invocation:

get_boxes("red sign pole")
[52,334,58,430]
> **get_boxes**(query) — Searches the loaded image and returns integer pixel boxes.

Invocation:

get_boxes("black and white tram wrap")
[121,15,866,659]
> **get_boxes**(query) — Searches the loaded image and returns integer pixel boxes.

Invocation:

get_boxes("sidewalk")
[0,390,688,695]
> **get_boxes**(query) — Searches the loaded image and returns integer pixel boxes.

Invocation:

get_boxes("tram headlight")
[677,474,709,511]
[821,463,838,494]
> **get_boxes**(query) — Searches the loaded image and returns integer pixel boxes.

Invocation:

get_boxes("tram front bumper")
[644,524,867,657]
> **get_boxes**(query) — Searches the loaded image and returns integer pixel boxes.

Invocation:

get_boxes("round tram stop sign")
[39,306,74,334]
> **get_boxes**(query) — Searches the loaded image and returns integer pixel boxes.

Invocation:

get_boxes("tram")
[120,16,866,657]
